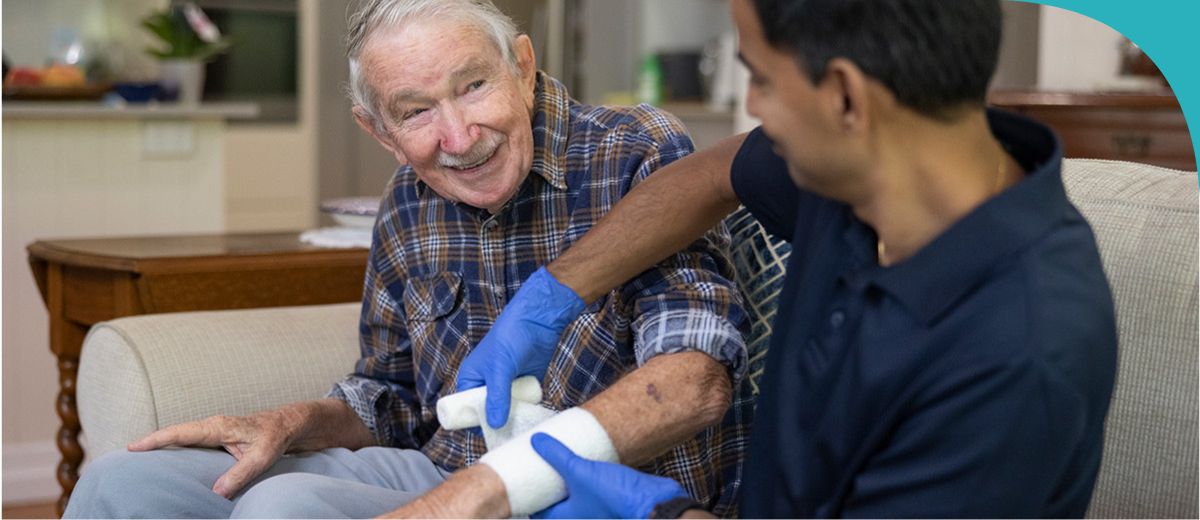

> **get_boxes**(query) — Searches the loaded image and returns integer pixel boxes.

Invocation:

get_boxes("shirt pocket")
[403,272,469,404]
[404,272,463,321]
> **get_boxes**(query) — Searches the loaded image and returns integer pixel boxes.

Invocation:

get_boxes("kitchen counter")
[2,101,259,120]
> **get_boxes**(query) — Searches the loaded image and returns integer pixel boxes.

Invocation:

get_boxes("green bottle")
[638,54,663,106]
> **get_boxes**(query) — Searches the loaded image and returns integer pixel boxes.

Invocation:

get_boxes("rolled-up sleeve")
[621,111,749,382]
[628,243,749,383]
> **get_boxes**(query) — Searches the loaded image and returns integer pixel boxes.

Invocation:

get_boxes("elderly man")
[62,0,750,518]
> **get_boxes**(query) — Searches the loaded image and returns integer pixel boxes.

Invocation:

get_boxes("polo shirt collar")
[413,70,569,199]
[859,109,1068,326]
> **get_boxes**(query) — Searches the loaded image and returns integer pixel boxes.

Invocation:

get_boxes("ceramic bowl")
[320,197,380,229]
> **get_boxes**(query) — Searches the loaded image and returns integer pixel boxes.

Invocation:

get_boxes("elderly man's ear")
[353,106,409,165]
[515,34,537,109]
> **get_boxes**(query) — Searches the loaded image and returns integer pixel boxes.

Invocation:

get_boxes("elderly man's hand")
[127,408,300,498]
[455,267,585,428]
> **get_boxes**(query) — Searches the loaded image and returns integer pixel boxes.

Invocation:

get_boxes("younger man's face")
[732,0,856,196]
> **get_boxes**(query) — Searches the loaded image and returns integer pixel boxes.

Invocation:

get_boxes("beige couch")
[76,159,1198,518]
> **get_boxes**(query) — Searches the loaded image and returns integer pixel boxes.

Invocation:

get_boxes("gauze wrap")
[437,376,555,449]
[436,377,618,516]
[480,407,618,516]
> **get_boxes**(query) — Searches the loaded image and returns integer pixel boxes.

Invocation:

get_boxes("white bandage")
[480,407,618,517]
[437,376,543,430]
[437,376,556,449]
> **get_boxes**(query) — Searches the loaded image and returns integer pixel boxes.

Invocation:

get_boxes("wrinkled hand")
[530,433,689,519]
[127,410,295,498]
[456,267,585,428]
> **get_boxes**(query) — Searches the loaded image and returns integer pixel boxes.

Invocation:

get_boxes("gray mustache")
[438,133,504,168]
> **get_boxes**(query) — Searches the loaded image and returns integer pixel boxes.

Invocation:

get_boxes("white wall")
[1036,5,1126,91]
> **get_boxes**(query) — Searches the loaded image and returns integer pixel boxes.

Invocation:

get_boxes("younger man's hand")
[455,267,585,428]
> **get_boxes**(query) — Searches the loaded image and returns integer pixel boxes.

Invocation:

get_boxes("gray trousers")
[62,447,451,519]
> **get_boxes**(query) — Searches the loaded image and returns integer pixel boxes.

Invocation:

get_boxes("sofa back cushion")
[1061,159,1198,519]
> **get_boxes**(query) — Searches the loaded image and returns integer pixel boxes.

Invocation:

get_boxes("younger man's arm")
[553,133,747,302]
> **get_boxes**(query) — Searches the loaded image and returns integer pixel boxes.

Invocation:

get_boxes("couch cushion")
[1062,159,1199,519]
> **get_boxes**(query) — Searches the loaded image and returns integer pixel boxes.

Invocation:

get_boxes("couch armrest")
[77,303,362,465]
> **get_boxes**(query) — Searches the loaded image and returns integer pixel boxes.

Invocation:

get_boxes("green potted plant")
[142,3,230,104]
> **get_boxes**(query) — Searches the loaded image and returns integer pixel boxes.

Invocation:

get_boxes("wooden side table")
[27,232,369,516]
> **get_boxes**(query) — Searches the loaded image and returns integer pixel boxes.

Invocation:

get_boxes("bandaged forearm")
[437,379,618,515]
[480,407,618,516]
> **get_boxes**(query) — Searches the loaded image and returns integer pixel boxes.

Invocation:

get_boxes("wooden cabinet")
[990,91,1195,171]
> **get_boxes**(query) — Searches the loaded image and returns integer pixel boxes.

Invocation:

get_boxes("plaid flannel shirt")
[329,73,752,516]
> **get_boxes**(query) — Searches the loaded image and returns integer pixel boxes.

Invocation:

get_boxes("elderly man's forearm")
[549,133,747,303]
[581,350,733,464]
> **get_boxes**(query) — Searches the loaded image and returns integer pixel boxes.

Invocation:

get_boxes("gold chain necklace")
[877,160,1007,266]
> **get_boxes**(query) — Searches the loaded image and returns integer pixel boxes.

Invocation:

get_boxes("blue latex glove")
[455,267,586,428]
[530,432,691,519]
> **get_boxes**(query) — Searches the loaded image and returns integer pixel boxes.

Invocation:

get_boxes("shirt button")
[829,310,845,328]
[484,220,499,230]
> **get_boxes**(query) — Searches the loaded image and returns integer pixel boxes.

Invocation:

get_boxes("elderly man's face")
[357,19,537,213]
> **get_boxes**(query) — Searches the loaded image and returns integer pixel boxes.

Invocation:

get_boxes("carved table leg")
[45,260,90,518]
[55,355,83,517]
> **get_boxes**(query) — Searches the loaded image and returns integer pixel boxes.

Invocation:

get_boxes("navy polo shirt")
[732,110,1117,518]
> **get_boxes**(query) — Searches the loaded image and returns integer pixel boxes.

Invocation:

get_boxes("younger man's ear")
[353,106,408,165]
[822,58,870,133]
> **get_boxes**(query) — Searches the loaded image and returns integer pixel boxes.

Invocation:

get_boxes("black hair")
[752,0,1002,119]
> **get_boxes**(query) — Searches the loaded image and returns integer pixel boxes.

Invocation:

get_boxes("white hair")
[346,0,522,134]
